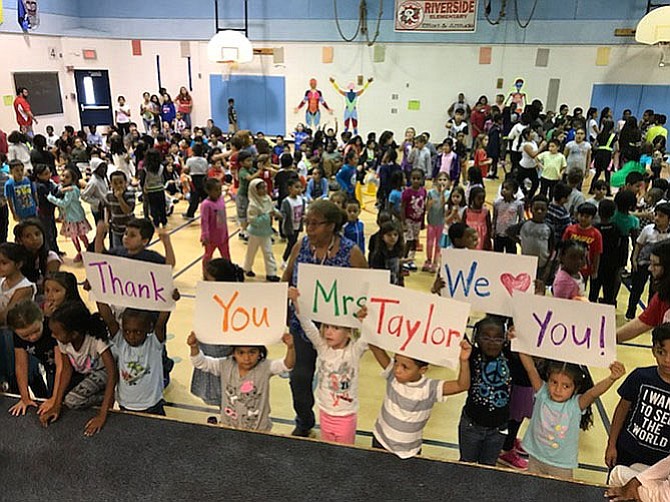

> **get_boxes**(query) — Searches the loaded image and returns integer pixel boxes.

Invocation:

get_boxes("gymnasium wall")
[0,0,649,44]
[1,32,668,137]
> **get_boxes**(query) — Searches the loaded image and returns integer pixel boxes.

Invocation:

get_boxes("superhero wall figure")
[329,76,373,135]
[294,78,332,130]
[505,78,528,115]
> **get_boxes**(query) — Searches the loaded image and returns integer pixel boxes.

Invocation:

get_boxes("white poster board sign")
[83,252,175,311]
[297,264,390,329]
[361,283,471,368]
[511,295,617,368]
[194,282,287,345]
[440,249,537,316]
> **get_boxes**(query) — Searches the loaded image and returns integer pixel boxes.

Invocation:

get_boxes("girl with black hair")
[517,353,625,479]
[369,220,405,286]
[458,316,512,466]
[14,218,61,295]
[39,301,117,437]
[190,258,245,409]
[141,148,167,227]
[552,240,588,300]
[187,324,295,431]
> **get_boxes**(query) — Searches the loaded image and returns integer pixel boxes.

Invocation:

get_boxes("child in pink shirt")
[464,186,492,250]
[200,178,230,268]
[552,240,587,300]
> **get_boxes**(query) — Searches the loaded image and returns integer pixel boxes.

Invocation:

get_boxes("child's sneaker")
[514,439,529,458]
[429,263,438,274]
[498,450,528,470]
[421,261,432,272]
[406,261,418,271]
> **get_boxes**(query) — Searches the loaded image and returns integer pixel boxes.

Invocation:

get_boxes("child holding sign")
[99,303,170,415]
[517,353,625,479]
[359,304,471,459]
[288,286,367,445]
[187,331,295,431]
[607,324,670,471]
[459,316,516,466]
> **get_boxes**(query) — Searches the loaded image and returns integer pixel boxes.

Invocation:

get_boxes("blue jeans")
[458,411,508,466]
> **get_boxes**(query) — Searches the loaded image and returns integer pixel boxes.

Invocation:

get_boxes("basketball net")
[221,61,238,81]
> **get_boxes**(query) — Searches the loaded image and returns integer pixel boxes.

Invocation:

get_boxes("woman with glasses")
[282,199,367,437]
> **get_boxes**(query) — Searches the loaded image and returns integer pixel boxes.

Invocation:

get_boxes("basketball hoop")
[207,30,253,64]
[635,6,670,67]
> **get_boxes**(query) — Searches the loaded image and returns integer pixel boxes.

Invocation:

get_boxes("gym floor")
[52,176,654,485]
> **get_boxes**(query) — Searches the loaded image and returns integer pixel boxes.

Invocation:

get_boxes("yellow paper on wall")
[408,100,420,111]
[3,95,13,107]
[596,47,611,66]
[322,46,333,64]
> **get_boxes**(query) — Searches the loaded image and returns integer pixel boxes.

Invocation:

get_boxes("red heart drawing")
[500,273,531,296]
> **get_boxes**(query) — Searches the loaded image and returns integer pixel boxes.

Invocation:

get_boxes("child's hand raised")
[157,226,170,242]
[287,286,300,305]
[459,339,472,361]
[281,332,294,348]
[354,305,368,322]
[186,331,198,347]
[608,361,626,382]
[431,274,445,295]
[172,288,181,302]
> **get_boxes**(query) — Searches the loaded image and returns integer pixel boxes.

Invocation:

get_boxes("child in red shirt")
[473,134,492,179]
[562,202,603,283]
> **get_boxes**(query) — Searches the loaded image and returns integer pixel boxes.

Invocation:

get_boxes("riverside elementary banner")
[395,0,477,32]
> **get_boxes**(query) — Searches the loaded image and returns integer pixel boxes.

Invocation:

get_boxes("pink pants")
[319,410,357,445]
[426,224,442,263]
[203,241,231,264]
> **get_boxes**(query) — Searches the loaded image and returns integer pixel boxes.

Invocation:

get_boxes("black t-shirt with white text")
[616,366,670,466]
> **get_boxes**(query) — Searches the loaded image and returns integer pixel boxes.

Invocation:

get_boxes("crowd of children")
[1,91,669,497]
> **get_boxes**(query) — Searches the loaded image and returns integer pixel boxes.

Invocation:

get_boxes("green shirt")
[238,166,256,197]
[611,210,640,237]
[538,151,567,181]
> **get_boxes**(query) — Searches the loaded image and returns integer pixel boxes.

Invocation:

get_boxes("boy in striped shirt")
[368,342,471,459]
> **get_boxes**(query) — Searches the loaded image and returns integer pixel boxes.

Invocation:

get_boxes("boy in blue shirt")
[335,150,358,197]
[4,160,37,222]
[343,198,365,253]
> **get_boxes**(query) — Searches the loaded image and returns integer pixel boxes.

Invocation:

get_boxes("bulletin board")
[12,72,64,116]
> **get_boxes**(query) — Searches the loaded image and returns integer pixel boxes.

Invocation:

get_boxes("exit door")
[74,69,113,127]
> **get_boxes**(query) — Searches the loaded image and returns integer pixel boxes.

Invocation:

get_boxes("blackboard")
[12,72,64,116]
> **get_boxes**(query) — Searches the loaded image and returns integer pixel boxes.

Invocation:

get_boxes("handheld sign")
[361,283,471,368]
[194,282,287,345]
[440,249,537,316]
[510,295,617,368]
[83,252,175,311]
[297,264,390,329]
